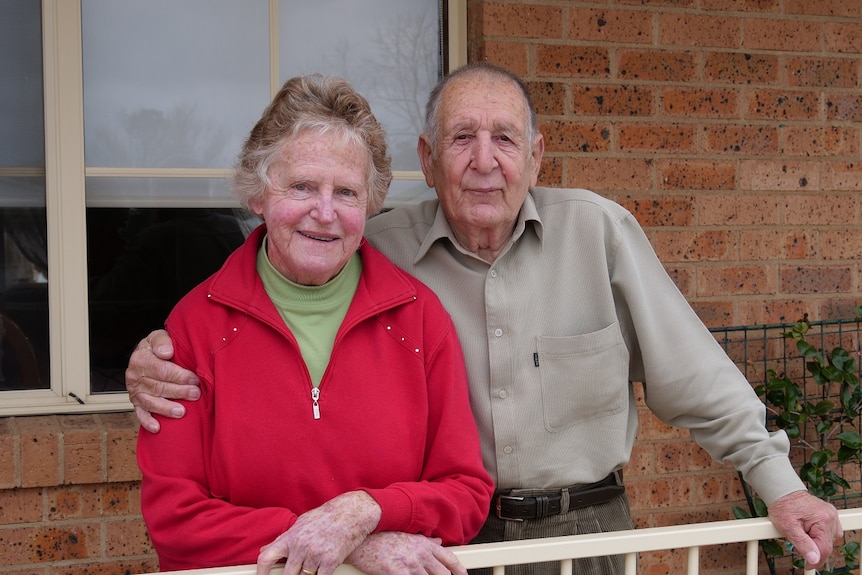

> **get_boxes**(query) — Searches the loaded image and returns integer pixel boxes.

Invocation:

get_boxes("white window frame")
[0,0,467,417]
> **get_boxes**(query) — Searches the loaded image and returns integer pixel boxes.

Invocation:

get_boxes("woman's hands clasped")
[255,490,467,575]
[256,491,381,575]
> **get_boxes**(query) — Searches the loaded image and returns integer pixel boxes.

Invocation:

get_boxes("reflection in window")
[87,207,254,392]
[0,1,49,391]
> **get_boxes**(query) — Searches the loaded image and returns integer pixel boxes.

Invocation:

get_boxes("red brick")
[0,487,42,524]
[537,155,563,187]
[826,92,862,121]
[665,266,695,297]
[535,45,610,78]
[637,412,688,441]
[653,230,732,262]
[781,126,859,157]
[823,162,862,190]
[617,0,694,6]
[786,0,860,17]
[659,160,736,190]
[787,56,858,88]
[737,299,809,325]
[824,22,862,53]
[101,414,141,484]
[61,416,103,486]
[703,124,779,154]
[17,524,100,564]
[628,475,695,509]
[475,41,529,77]
[570,158,653,192]
[821,297,862,319]
[697,265,775,296]
[619,195,694,226]
[45,558,159,575]
[0,418,17,488]
[783,193,857,225]
[539,120,611,153]
[779,265,853,294]
[18,417,60,489]
[742,19,821,51]
[659,13,741,48]
[571,84,654,116]
[618,49,697,82]
[738,229,813,260]
[704,51,779,84]
[820,230,862,260]
[739,160,820,191]
[628,442,656,476]
[478,4,563,39]
[661,87,739,118]
[567,8,653,43]
[698,194,780,225]
[617,123,696,153]
[745,88,820,120]
[701,0,780,10]
[105,518,152,557]
[527,80,566,116]
[691,301,734,327]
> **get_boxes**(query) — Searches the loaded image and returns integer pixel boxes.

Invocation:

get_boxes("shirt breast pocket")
[536,322,630,432]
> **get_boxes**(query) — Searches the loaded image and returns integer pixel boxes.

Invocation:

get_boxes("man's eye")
[294,183,308,191]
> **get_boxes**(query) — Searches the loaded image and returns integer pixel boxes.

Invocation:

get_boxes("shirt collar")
[414,191,544,264]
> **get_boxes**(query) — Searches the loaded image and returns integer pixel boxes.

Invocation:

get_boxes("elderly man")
[127,63,841,574]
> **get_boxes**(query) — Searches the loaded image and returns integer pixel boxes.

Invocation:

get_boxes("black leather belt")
[494,472,625,521]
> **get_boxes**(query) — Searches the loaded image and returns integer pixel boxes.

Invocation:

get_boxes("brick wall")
[4,2,862,574]
[468,0,862,573]
[1,413,158,574]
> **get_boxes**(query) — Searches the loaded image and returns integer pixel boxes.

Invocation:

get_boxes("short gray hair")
[233,74,392,216]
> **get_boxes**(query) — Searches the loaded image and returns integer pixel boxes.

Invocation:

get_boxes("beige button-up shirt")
[365,187,804,505]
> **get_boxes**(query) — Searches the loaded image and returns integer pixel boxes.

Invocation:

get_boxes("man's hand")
[346,532,466,575]
[768,490,842,570]
[125,329,200,433]
[256,491,381,575]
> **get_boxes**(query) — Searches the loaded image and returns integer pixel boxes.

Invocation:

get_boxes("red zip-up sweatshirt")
[137,225,493,571]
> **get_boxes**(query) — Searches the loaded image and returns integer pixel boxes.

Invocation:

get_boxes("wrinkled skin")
[256,491,380,575]
[767,489,842,570]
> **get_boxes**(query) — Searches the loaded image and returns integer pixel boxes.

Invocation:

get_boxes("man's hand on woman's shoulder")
[126,329,200,433]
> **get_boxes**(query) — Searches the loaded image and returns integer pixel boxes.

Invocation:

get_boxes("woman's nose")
[311,192,336,222]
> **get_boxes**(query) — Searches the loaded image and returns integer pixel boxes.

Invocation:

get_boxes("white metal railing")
[142,508,862,575]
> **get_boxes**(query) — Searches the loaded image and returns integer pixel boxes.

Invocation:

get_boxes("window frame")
[0,0,467,417]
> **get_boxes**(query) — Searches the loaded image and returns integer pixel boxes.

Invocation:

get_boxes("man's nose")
[470,136,499,173]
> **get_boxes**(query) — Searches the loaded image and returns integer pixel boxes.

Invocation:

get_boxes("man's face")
[419,73,543,242]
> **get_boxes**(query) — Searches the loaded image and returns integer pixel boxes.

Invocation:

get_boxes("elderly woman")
[136,75,493,575]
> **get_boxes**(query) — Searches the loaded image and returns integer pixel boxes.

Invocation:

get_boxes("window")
[0,0,467,416]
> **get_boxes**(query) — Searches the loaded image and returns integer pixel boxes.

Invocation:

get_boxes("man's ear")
[417,134,436,188]
[529,133,545,188]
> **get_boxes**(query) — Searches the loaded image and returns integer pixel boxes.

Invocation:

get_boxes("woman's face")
[250,130,369,286]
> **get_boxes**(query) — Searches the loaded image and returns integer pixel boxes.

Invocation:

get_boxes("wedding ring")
[301,569,317,575]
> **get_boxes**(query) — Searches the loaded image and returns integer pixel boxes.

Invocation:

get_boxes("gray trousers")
[470,491,634,575]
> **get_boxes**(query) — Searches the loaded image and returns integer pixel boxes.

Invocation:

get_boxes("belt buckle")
[495,494,525,521]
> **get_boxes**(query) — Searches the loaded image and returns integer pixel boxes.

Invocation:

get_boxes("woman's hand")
[256,491,382,575]
[346,532,467,575]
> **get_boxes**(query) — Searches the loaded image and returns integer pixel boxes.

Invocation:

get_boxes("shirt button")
[490,269,498,278]
[494,328,503,337]
[503,445,513,454]
[498,389,507,399]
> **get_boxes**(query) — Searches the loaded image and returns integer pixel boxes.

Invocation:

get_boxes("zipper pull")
[311,387,321,420]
